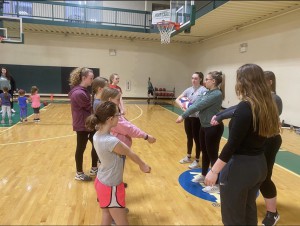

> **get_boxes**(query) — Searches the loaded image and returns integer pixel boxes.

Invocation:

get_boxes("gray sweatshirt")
[182,89,223,127]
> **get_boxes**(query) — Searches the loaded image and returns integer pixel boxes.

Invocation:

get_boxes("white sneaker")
[11,109,16,113]
[202,184,220,194]
[179,156,192,164]
[188,160,200,169]
[192,174,205,183]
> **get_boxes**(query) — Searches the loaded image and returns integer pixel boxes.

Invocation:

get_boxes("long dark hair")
[264,71,276,93]
[194,72,204,85]
[1,67,12,80]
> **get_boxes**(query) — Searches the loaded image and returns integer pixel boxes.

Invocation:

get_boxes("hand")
[176,116,184,123]
[210,115,219,126]
[147,135,156,144]
[140,163,151,173]
[204,170,218,187]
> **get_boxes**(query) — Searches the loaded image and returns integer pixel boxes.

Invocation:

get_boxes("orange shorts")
[94,178,126,208]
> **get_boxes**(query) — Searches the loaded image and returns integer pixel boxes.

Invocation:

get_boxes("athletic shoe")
[11,109,16,113]
[179,156,192,164]
[89,167,98,176]
[188,160,200,169]
[75,172,92,181]
[262,211,280,226]
[192,174,205,183]
[202,184,220,194]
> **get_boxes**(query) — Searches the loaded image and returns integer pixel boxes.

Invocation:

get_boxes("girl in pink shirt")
[101,87,156,147]
[30,86,41,122]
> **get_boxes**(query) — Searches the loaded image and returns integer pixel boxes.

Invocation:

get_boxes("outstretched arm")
[113,142,151,173]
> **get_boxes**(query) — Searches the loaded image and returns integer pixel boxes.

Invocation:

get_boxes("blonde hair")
[109,73,118,84]
[235,64,279,137]
[100,87,120,102]
[69,67,93,87]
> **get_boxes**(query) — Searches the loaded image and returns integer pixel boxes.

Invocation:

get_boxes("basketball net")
[157,21,179,44]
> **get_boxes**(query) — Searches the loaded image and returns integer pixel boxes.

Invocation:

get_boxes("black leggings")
[184,117,201,159]
[200,123,224,176]
[260,134,282,198]
[75,131,98,172]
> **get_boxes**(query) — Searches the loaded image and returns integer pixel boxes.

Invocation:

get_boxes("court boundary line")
[0,104,50,134]
[128,104,143,122]
[160,105,300,177]
[0,104,142,146]
[0,134,75,146]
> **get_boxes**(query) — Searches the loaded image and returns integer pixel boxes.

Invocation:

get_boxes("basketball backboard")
[151,0,195,44]
[170,0,195,34]
[0,16,24,44]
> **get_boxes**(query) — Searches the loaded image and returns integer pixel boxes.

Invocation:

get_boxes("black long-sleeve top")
[219,101,266,163]
[215,92,282,123]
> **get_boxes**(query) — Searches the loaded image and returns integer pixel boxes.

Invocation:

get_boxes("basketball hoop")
[157,21,180,44]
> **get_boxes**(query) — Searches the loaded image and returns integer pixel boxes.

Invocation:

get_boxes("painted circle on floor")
[178,168,259,204]
[178,168,220,203]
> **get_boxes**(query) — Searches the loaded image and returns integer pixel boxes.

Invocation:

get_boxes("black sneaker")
[262,211,280,226]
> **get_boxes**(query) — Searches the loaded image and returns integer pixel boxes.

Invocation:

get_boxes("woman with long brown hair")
[205,64,280,225]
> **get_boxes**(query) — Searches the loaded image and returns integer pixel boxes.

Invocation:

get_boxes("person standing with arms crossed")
[68,67,98,181]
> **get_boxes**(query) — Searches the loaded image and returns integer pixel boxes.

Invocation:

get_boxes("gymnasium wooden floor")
[0,100,299,225]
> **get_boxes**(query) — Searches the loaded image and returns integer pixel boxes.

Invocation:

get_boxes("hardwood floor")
[0,101,299,225]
